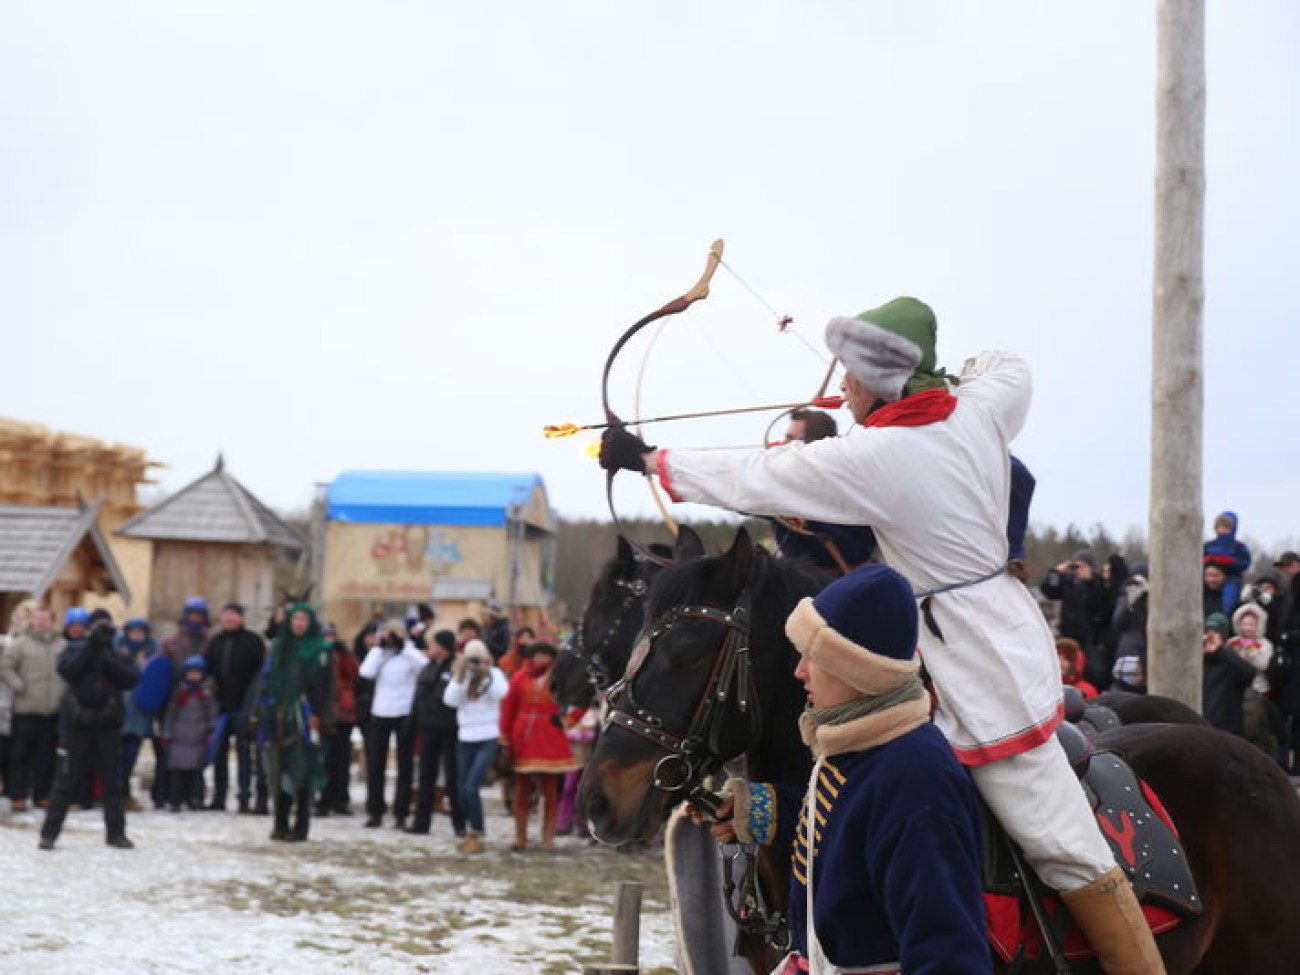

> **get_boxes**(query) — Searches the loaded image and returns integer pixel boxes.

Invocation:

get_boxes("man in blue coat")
[709,565,990,974]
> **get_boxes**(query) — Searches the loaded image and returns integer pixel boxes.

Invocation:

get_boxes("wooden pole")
[1147,0,1206,708]
[581,881,642,975]
[611,881,643,966]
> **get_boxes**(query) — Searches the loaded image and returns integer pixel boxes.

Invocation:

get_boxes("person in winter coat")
[1203,511,1251,615]
[705,565,989,975]
[357,619,424,828]
[39,616,140,850]
[162,656,219,812]
[1057,638,1098,699]
[1227,603,1282,760]
[1,605,67,811]
[1090,553,1129,690]
[407,630,465,837]
[204,603,266,812]
[499,642,577,852]
[254,602,332,842]
[0,599,36,800]
[497,626,534,677]
[1272,553,1300,771]
[481,602,511,663]
[1110,565,1150,693]
[1203,565,1234,620]
[317,624,360,816]
[443,640,508,853]
[117,619,159,811]
[1202,613,1255,738]
[1040,551,1105,658]
[161,596,212,671]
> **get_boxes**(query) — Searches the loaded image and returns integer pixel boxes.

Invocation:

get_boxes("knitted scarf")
[798,675,931,759]
[864,387,957,428]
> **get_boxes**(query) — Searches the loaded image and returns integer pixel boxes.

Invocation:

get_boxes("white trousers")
[968,737,1116,892]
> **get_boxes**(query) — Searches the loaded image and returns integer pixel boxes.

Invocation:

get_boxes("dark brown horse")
[583,530,1300,973]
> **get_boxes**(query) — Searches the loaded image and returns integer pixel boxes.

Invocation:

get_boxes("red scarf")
[863,388,957,428]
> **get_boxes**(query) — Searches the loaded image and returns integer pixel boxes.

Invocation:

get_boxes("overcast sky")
[4,2,1297,550]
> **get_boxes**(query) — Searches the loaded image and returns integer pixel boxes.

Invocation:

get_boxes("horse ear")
[718,528,754,592]
[615,534,635,566]
[675,525,706,562]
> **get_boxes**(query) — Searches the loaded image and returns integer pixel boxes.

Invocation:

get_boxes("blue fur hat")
[784,564,920,694]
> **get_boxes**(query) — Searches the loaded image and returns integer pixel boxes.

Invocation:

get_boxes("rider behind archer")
[768,408,877,575]
[711,563,989,975]
[603,296,1163,974]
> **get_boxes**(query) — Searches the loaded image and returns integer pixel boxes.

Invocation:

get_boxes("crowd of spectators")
[1042,512,1300,770]
[0,595,593,852]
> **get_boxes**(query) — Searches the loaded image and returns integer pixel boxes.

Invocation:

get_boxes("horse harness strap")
[573,575,648,690]
[603,563,765,815]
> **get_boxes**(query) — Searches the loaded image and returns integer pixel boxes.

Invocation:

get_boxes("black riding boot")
[271,792,291,841]
[291,788,311,841]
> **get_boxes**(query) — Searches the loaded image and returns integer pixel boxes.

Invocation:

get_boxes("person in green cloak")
[256,602,333,842]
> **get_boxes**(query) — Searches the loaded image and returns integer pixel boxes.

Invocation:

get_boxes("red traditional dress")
[500,670,578,774]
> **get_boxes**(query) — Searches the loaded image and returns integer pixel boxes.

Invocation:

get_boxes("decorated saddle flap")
[978,747,1202,964]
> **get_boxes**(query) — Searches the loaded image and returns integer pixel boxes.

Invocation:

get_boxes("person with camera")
[39,613,140,850]
[1201,613,1255,739]
[406,630,464,837]
[443,639,508,853]
[358,618,424,829]
[1040,551,1105,658]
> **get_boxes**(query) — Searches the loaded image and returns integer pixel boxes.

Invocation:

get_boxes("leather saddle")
[979,700,1202,965]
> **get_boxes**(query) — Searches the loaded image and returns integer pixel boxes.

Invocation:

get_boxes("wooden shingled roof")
[117,455,304,550]
[0,499,131,600]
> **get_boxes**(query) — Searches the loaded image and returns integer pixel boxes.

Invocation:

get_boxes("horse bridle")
[571,575,649,692]
[600,561,764,816]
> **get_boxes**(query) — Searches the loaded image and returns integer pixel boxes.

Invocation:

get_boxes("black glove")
[600,426,654,474]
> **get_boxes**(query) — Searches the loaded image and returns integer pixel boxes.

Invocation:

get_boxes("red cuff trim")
[950,702,1065,766]
[656,449,684,503]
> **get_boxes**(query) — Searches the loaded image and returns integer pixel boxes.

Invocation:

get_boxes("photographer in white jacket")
[443,639,507,853]
[358,619,425,829]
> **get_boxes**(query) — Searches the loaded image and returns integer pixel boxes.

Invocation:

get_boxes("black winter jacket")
[411,658,458,732]
[1202,644,1254,737]
[206,627,267,712]
[58,631,140,729]
[1041,569,1104,648]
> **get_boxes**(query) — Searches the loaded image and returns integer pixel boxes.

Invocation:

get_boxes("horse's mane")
[645,544,825,628]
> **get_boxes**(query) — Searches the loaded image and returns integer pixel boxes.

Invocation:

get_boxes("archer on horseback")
[601,297,1164,975]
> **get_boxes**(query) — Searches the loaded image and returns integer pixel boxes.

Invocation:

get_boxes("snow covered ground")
[0,789,678,975]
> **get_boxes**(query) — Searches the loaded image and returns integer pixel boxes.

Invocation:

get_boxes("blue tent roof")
[327,471,547,527]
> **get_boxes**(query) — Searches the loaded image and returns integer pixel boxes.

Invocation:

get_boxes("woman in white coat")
[443,639,508,853]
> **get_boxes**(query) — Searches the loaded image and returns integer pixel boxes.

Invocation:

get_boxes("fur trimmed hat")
[784,564,920,695]
[824,296,940,403]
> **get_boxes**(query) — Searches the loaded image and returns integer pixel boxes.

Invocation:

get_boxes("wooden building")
[117,456,304,629]
[322,471,555,638]
[0,416,160,614]
[0,499,132,625]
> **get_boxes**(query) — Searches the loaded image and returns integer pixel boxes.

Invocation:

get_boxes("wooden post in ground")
[1147,0,1206,708]
[582,881,642,975]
